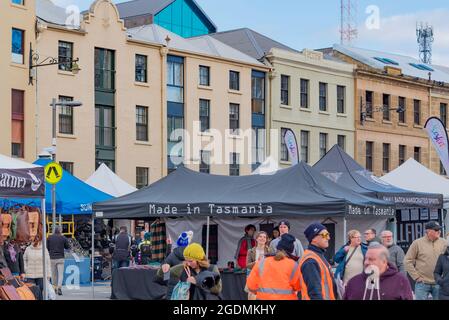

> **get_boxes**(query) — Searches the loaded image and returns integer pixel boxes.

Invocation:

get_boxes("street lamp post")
[50,99,82,233]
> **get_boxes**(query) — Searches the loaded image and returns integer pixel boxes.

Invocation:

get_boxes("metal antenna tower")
[416,22,434,64]
[340,0,358,45]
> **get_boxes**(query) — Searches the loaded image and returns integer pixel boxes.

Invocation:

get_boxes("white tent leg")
[206,216,210,259]
[343,216,347,247]
[41,198,48,300]
[91,214,95,300]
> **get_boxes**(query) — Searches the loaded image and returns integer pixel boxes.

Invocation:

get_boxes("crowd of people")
[244,220,449,300]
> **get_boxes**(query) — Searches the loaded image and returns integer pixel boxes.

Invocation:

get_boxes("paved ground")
[56,281,112,300]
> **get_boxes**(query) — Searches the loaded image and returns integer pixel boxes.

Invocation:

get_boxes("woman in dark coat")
[434,246,449,300]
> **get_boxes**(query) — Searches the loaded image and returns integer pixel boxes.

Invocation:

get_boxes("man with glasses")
[364,228,381,246]
[404,221,447,300]
[380,230,405,273]
[298,223,337,300]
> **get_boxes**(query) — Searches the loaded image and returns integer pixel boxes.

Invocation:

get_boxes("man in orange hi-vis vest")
[246,234,301,300]
[299,223,337,300]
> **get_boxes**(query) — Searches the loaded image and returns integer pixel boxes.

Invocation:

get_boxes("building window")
[383,94,390,121]
[365,91,373,118]
[199,99,210,132]
[229,71,240,91]
[11,28,24,64]
[252,74,265,114]
[382,143,390,173]
[199,66,210,86]
[58,41,73,71]
[440,162,446,175]
[300,79,309,108]
[200,150,210,174]
[337,86,346,114]
[136,167,149,189]
[95,48,115,91]
[319,133,328,159]
[12,0,25,5]
[59,96,74,135]
[60,162,74,175]
[399,145,406,166]
[230,153,240,176]
[441,103,447,127]
[319,82,328,112]
[281,128,289,161]
[135,54,147,83]
[337,135,346,151]
[167,57,184,103]
[398,97,406,123]
[281,75,289,105]
[301,131,309,163]
[414,147,421,163]
[11,89,24,158]
[252,127,265,169]
[136,106,148,141]
[366,141,373,171]
[414,99,421,125]
[167,115,184,173]
[229,103,239,135]
[95,106,115,148]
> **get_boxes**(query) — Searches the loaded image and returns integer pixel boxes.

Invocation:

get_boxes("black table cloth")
[220,272,247,300]
[111,267,166,300]
[110,267,247,300]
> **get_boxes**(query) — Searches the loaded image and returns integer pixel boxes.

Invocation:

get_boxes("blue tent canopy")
[1,158,113,215]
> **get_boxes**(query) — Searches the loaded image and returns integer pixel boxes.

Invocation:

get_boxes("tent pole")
[91,214,95,300]
[206,216,210,259]
[343,216,347,246]
[41,198,48,300]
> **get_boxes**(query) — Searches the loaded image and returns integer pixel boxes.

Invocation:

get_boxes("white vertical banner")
[283,129,299,165]
[424,117,449,175]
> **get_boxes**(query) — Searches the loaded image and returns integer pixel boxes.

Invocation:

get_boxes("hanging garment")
[150,220,167,262]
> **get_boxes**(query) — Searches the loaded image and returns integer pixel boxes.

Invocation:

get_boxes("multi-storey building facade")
[0,0,37,161]
[211,29,356,166]
[33,0,268,188]
[327,44,449,176]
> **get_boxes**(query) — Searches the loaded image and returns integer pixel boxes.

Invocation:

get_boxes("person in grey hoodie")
[380,230,405,273]
[269,221,304,258]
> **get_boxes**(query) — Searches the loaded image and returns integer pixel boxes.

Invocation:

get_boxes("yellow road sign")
[44,162,63,184]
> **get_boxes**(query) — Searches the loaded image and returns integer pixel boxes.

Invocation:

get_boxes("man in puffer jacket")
[344,244,413,300]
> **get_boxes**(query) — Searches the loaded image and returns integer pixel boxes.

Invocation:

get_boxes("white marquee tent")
[85,163,137,197]
[381,158,449,232]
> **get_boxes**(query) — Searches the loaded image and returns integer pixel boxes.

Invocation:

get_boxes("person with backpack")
[111,226,134,270]
[334,230,367,285]
[138,232,152,265]
[174,243,222,300]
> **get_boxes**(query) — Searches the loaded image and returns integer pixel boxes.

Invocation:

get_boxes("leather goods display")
[1,214,12,242]
[0,268,14,281]
[0,285,22,300]
[28,210,41,241]
[14,208,30,243]
[16,285,36,300]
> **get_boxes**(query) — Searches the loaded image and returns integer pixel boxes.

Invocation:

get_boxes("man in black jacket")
[47,226,70,296]
[112,226,134,270]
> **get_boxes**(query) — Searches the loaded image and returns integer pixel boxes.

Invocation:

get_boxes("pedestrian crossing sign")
[44,162,63,184]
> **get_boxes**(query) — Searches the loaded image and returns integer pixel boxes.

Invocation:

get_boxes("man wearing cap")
[298,223,337,300]
[404,221,447,300]
[269,220,304,258]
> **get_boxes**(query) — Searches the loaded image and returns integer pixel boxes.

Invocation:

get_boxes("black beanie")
[276,234,295,254]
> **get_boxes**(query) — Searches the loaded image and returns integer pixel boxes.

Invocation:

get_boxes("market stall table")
[111,266,166,300]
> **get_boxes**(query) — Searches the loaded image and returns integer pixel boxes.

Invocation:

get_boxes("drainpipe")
[160,46,168,177]
[428,85,432,171]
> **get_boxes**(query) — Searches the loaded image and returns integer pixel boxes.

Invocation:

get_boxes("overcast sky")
[50,0,449,65]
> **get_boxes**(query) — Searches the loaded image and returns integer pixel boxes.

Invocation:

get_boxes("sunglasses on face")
[319,232,330,239]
